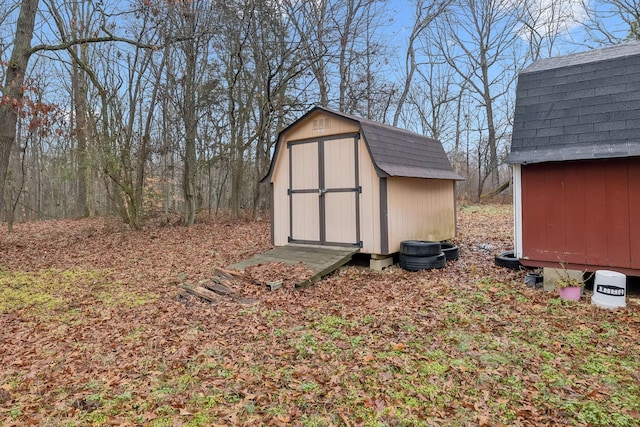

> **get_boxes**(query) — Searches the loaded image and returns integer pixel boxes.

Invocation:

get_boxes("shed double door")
[288,134,361,247]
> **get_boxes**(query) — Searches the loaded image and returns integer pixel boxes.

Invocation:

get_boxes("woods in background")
[0,0,637,228]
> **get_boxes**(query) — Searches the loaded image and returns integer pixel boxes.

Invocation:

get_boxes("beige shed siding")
[271,145,289,246]
[284,112,359,141]
[386,177,455,252]
[358,137,381,254]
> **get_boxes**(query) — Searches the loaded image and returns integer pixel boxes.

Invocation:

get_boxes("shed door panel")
[324,138,356,188]
[322,137,358,246]
[291,193,320,242]
[290,142,318,190]
[324,191,358,244]
[288,135,359,247]
[289,141,320,243]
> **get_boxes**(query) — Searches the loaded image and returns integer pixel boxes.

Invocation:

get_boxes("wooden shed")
[508,43,640,276]
[261,106,463,256]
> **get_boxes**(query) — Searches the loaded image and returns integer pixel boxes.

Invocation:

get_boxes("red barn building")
[508,43,640,276]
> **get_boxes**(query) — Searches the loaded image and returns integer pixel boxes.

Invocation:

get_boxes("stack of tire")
[399,240,459,272]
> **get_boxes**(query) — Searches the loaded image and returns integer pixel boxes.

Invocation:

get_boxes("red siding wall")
[521,158,640,274]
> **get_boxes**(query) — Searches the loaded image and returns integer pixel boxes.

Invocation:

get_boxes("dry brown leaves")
[0,205,638,426]
[243,262,312,287]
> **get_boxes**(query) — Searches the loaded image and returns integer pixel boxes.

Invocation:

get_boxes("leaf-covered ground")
[1,205,639,427]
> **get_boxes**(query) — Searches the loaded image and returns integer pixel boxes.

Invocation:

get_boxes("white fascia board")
[512,164,523,258]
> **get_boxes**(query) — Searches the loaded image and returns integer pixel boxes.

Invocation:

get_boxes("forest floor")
[1,204,639,427]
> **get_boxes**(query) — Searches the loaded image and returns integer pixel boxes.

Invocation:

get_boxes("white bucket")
[591,270,626,309]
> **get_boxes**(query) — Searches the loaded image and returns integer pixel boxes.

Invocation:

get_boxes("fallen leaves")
[0,205,639,426]
[243,261,312,288]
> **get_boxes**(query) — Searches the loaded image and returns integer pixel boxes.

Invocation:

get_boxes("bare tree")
[247,0,309,217]
[0,0,38,218]
[155,0,221,226]
[517,0,587,59]
[281,0,390,115]
[393,0,451,127]
[614,0,640,39]
[582,0,640,43]
[62,0,96,218]
[46,0,164,228]
[0,0,155,224]
[432,0,526,196]
[281,0,332,106]
[409,57,460,142]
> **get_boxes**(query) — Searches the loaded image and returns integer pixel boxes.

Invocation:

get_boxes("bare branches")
[581,0,640,44]
[393,0,452,127]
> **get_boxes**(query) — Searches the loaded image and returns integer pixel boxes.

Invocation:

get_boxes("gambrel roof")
[508,42,640,164]
[262,106,463,182]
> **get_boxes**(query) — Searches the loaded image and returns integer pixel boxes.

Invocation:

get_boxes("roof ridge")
[523,42,640,74]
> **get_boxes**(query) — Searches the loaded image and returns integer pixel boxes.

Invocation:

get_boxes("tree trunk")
[72,51,90,218]
[182,21,198,227]
[481,53,500,190]
[0,0,38,217]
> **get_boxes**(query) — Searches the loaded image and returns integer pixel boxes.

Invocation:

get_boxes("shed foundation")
[543,267,583,292]
[370,255,393,271]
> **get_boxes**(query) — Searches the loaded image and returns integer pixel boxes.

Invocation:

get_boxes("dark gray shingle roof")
[262,106,463,182]
[508,42,640,164]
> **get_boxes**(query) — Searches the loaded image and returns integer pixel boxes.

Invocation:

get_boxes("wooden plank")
[521,164,550,260]
[204,281,234,295]
[544,165,565,260]
[585,161,609,266]
[604,159,630,267]
[213,267,244,279]
[179,284,220,303]
[296,250,355,288]
[563,164,586,265]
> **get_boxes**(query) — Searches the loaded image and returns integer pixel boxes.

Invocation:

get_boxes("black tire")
[440,242,459,261]
[400,240,441,257]
[494,250,522,270]
[400,253,446,271]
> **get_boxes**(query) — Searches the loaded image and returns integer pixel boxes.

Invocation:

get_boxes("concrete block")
[543,267,583,292]
[370,256,393,271]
